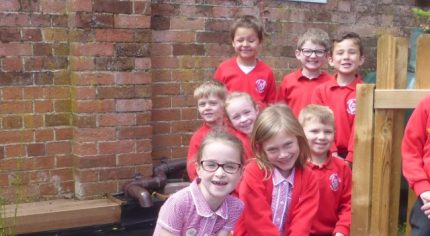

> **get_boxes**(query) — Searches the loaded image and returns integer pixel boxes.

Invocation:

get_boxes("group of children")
[153,14,365,236]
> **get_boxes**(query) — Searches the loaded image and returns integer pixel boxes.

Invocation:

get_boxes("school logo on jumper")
[329,173,341,191]
[255,79,267,93]
[185,228,197,236]
[427,128,430,134]
[346,98,356,115]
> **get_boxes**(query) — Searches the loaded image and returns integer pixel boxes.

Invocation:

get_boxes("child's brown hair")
[298,104,335,130]
[230,15,264,42]
[297,28,331,51]
[332,32,364,56]
[251,103,311,178]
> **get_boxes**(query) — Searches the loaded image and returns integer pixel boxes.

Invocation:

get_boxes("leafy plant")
[412,7,430,33]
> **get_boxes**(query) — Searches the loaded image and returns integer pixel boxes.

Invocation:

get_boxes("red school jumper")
[402,94,430,196]
[311,74,363,162]
[214,57,277,108]
[277,68,332,117]
[234,160,319,236]
[307,155,352,236]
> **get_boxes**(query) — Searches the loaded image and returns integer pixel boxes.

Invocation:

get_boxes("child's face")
[302,118,334,159]
[295,41,327,74]
[262,131,299,178]
[329,39,364,76]
[196,141,243,203]
[226,97,258,135]
[232,27,261,63]
[197,95,225,126]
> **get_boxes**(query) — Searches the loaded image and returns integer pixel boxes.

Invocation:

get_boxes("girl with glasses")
[153,130,245,236]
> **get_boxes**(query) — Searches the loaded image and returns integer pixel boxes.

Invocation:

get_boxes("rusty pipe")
[123,158,186,208]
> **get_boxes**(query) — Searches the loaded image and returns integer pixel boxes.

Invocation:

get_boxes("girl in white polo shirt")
[153,130,245,236]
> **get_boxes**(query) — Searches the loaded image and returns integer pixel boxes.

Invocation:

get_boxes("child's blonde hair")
[298,104,335,130]
[251,104,311,178]
[332,32,363,56]
[225,92,258,113]
[196,130,245,165]
[230,15,264,42]
[193,80,227,100]
[297,28,330,51]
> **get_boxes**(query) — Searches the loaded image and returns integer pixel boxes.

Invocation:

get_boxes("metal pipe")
[123,158,186,208]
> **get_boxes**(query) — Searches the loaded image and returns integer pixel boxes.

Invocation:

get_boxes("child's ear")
[359,55,365,66]
[294,49,301,59]
[328,56,334,67]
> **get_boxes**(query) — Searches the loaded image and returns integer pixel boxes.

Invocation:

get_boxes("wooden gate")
[351,34,430,236]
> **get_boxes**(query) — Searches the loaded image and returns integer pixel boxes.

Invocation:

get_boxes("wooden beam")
[351,84,375,236]
[374,89,430,109]
[2,198,121,234]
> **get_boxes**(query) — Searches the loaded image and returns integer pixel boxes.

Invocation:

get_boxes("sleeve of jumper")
[265,71,277,104]
[402,100,430,196]
[346,127,355,163]
[238,166,280,236]
[288,170,320,236]
[186,135,199,181]
[334,166,352,236]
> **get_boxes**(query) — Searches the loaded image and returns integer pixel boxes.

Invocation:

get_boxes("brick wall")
[0,0,418,202]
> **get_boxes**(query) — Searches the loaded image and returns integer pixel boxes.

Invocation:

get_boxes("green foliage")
[412,7,430,33]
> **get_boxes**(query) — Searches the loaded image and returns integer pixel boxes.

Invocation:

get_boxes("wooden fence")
[351,33,430,236]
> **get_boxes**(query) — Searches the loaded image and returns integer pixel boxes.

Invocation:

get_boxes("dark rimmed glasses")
[200,160,242,174]
[299,48,327,57]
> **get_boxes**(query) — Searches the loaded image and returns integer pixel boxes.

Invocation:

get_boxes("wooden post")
[370,35,408,236]
[351,84,375,236]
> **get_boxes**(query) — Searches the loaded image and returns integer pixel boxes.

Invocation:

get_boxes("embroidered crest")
[186,228,197,236]
[255,79,267,94]
[427,128,430,134]
[329,173,341,191]
[346,98,356,115]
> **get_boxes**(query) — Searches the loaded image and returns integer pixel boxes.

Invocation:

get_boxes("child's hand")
[420,191,430,217]
[334,233,345,236]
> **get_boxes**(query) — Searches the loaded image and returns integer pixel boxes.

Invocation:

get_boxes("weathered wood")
[370,35,407,236]
[374,89,430,108]
[351,84,375,236]
[2,199,121,234]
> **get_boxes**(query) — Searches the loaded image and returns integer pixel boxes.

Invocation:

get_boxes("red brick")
[33,156,55,170]
[118,126,152,139]
[30,170,49,183]
[69,57,95,71]
[0,101,32,114]
[114,15,150,29]
[116,99,152,112]
[181,107,199,120]
[152,122,171,134]
[0,0,20,11]
[73,100,115,113]
[76,154,116,169]
[0,158,33,171]
[2,57,23,72]
[118,152,152,166]
[45,87,70,99]
[40,0,67,14]
[98,113,136,127]
[136,139,151,153]
[72,114,96,128]
[34,100,53,113]
[172,95,195,107]
[0,43,32,56]
[46,141,71,155]
[153,83,180,95]
[73,87,97,99]
[171,17,205,30]
[72,142,97,156]
[0,28,20,42]
[151,57,178,69]
[5,144,26,158]
[70,43,114,56]
[136,113,151,125]
[75,12,114,29]
[98,140,135,155]
[2,87,23,100]
[171,121,198,133]
[27,143,46,157]
[94,0,132,14]
[71,72,114,86]
[134,1,151,14]
[153,97,171,108]
[114,72,151,85]
[172,146,187,159]
[45,114,71,126]
[0,174,8,186]
[0,13,30,27]
[99,167,135,181]
[97,87,136,99]
[152,109,180,121]
[74,127,116,142]
[35,129,54,142]
[29,14,50,27]
[75,181,118,198]
[2,116,23,129]
[152,134,183,147]
[75,169,99,182]
[51,168,74,182]
[151,70,172,82]
[67,0,92,12]
[135,58,151,70]
[24,115,44,128]
[42,28,68,42]
[54,100,71,112]
[152,31,195,43]
[55,128,73,140]
[56,155,74,168]
[95,29,134,42]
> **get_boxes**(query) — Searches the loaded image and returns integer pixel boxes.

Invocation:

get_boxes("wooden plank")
[370,35,407,236]
[351,84,375,236]
[374,89,430,109]
[2,199,121,234]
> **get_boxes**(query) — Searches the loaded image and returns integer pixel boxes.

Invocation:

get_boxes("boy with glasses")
[277,28,332,117]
